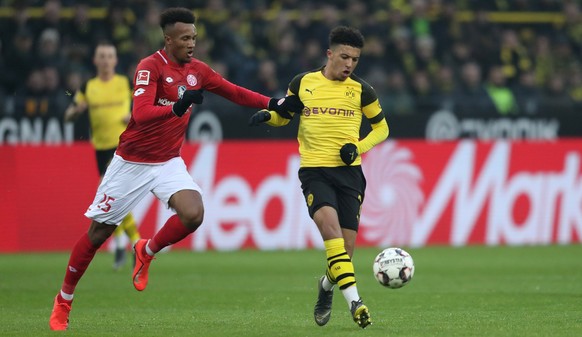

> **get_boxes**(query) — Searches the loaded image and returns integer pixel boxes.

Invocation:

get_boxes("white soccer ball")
[373,247,415,289]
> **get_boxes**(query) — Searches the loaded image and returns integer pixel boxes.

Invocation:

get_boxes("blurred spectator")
[381,69,414,115]
[463,9,500,68]
[561,1,582,55]
[31,0,65,44]
[512,70,542,115]
[411,70,441,113]
[209,10,255,84]
[484,65,518,115]
[498,29,533,86]
[533,35,556,85]
[433,65,456,110]
[43,65,68,118]
[0,2,33,53]
[62,3,106,64]
[105,3,137,74]
[452,61,496,115]
[251,59,283,97]
[389,27,416,77]
[430,2,460,60]
[414,35,440,78]
[552,36,579,75]
[37,28,66,70]
[3,29,35,95]
[540,74,575,113]
[409,0,432,39]
[357,35,386,76]
[136,2,164,51]
[13,68,50,119]
[448,39,474,76]
[298,38,325,70]
[270,30,301,87]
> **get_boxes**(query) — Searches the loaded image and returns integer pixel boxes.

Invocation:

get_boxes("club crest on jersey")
[178,85,187,99]
[187,74,198,86]
[345,87,356,98]
[136,70,150,85]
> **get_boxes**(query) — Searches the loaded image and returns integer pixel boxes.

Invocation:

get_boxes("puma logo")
[305,88,315,95]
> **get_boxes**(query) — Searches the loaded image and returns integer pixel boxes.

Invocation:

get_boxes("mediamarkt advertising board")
[1,139,580,252]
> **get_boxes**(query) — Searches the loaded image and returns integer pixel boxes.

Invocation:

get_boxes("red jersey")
[117,49,270,163]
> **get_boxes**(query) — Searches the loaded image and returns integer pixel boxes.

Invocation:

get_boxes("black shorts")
[95,148,117,176]
[298,166,366,231]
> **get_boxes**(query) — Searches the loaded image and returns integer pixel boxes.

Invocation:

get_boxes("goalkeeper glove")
[248,109,271,126]
[267,95,304,119]
[172,89,204,117]
[340,143,358,165]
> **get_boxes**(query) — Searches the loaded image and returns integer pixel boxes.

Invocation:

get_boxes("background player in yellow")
[64,42,141,270]
[249,26,389,329]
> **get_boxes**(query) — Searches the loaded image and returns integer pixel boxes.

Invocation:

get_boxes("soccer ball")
[373,247,415,289]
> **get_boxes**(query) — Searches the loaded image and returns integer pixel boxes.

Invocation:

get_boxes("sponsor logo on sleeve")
[136,70,150,85]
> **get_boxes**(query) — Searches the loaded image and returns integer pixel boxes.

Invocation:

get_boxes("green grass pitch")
[1,245,581,337]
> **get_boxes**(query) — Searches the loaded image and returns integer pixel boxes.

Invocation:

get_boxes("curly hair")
[160,7,196,31]
[329,26,365,49]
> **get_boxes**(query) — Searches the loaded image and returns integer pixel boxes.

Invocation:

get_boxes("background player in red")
[49,7,303,331]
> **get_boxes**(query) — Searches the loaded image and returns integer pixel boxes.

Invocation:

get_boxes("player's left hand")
[340,143,358,165]
[268,95,304,119]
[172,89,204,117]
[248,109,271,126]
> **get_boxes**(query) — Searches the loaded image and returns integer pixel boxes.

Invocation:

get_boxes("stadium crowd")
[1,0,581,121]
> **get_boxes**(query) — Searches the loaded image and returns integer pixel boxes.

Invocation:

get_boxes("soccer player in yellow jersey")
[64,42,141,270]
[249,26,389,329]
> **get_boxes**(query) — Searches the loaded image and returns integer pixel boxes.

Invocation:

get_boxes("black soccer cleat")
[314,276,334,326]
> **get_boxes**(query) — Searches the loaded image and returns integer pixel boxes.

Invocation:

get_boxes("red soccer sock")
[148,215,194,254]
[61,233,99,295]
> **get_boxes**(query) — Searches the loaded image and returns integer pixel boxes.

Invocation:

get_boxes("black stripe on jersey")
[289,70,311,95]
[368,111,385,124]
[350,73,378,107]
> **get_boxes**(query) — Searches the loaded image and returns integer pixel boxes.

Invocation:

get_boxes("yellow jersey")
[267,68,388,167]
[74,74,131,150]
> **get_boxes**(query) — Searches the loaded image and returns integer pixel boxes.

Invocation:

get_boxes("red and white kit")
[85,49,270,224]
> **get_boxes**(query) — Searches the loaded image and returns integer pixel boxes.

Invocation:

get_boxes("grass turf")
[0,245,581,337]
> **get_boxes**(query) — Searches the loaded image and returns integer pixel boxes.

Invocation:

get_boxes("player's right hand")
[172,89,204,117]
[248,109,271,126]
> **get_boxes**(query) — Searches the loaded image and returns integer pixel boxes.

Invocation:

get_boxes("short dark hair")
[329,26,365,49]
[160,7,196,31]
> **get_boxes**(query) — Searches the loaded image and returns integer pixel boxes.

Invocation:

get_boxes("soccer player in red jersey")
[49,7,303,331]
